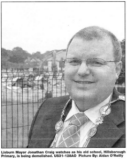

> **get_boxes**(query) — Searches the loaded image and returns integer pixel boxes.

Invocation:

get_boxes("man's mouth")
[75,81,94,84]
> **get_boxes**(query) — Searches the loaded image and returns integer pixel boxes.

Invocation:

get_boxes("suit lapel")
[87,117,124,148]
[42,114,59,147]
[87,89,124,148]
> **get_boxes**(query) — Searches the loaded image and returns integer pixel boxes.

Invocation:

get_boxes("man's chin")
[70,91,94,101]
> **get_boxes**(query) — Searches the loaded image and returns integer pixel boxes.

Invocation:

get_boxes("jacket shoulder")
[118,94,125,101]
[36,95,70,121]
[112,93,125,104]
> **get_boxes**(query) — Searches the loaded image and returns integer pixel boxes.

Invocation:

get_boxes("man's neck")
[73,95,112,112]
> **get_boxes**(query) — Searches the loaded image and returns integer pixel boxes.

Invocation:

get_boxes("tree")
[9,54,25,63]
[8,47,31,64]
[117,40,125,85]
[1,48,9,57]
[32,51,42,59]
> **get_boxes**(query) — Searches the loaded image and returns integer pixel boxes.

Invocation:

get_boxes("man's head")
[64,26,122,110]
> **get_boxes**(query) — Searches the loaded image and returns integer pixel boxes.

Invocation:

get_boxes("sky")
[2,1,125,54]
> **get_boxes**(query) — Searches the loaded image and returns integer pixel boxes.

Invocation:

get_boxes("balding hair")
[67,26,122,62]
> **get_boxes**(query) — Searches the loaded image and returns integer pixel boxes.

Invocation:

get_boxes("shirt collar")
[65,94,112,124]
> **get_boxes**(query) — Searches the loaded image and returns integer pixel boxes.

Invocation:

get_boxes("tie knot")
[69,112,89,127]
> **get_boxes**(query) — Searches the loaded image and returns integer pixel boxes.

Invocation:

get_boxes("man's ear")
[116,61,122,79]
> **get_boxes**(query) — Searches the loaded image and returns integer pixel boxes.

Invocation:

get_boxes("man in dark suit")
[28,26,125,148]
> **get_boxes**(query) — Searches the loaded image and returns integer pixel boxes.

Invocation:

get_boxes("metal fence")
[1,69,125,148]
[1,69,67,148]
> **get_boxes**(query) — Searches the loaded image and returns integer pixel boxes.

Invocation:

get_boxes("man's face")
[64,37,121,104]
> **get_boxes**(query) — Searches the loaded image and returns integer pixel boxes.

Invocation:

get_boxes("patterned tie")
[57,113,89,147]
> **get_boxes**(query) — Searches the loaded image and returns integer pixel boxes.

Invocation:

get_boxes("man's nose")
[77,62,90,76]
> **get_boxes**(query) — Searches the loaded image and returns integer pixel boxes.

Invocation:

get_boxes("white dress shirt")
[55,95,111,147]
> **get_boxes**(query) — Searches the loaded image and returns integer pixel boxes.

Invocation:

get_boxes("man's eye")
[91,60,104,66]
[89,59,105,67]
[69,59,80,65]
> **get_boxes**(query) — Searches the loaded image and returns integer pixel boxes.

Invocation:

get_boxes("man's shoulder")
[114,93,125,104]
[118,94,125,101]
[112,89,125,104]
[111,93,125,117]
[33,96,70,126]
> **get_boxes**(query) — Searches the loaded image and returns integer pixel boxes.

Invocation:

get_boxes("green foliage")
[121,40,125,71]
[117,40,125,84]
[9,54,25,63]
[1,48,8,57]
[32,51,43,59]
[1,47,44,69]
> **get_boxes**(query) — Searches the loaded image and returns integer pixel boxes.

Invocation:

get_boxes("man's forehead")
[67,36,114,59]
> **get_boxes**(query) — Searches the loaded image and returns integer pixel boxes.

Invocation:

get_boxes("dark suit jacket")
[28,89,125,148]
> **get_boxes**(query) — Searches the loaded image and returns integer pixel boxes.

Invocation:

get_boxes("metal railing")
[1,69,67,148]
[1,69,125,148]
